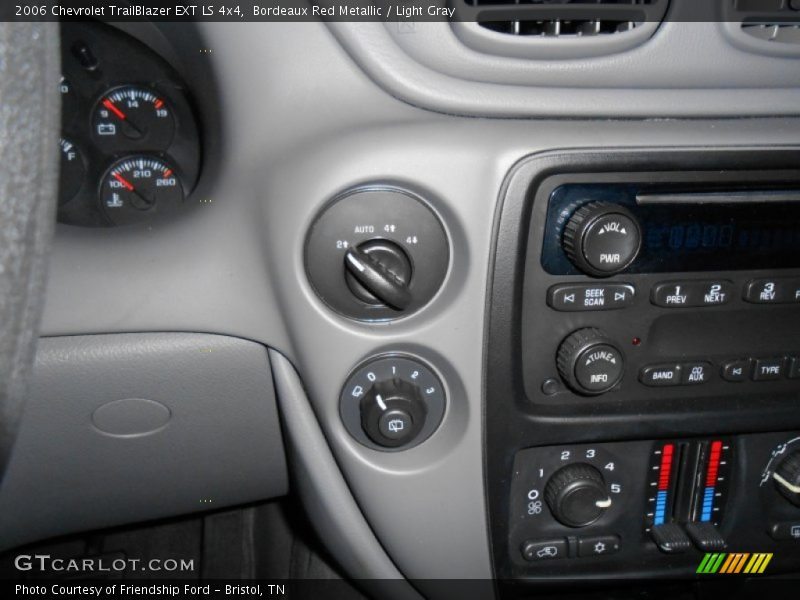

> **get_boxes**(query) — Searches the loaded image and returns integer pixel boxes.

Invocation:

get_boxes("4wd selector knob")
[563,201,641,277]
[557,328,624,395]
[545,463,612,527]
[773,450,800,507]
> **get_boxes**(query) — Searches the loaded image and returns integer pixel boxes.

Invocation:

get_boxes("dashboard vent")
[735,0,800,44]
[723,0,800,56]
[451,0,669,59]
[462,0,668,38]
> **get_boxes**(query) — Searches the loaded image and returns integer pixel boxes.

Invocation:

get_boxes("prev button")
[547,283,635,312]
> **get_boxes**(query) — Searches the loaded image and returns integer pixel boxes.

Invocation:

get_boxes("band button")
[640,364,682,387]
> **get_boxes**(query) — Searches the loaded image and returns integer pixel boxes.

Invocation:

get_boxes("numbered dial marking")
[92,86,175,151]
[100,156,183,225]
[340,354,446,451]
[511,444,627,552]
[59,137,85,206]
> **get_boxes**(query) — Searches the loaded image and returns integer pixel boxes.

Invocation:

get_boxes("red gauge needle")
[103,99,126,120]
[112,172,134,191]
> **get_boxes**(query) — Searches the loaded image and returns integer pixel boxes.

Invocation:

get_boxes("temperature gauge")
[100,156,183,225]
[92,86,175,152]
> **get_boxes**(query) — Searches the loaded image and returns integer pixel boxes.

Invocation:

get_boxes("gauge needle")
[103,98,144,138]
[113,173,154,209]
[103,99,126,120]
[112,172,134,191]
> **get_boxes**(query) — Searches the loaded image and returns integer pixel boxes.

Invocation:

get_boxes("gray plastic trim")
[327,20,800,118]
[0,333,288,551]
[269,349,423,599]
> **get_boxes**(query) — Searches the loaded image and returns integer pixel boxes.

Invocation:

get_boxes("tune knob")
[773,450,800,507]
[563,201,641,277]
[557,328,625,395]
[545,463,612,528]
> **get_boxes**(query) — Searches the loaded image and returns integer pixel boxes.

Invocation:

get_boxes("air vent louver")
[734,0,800,45]
[451,0,669,59]
[460,0,667,38]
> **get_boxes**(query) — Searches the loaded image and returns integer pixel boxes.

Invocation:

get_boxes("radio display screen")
[541,184,800,274]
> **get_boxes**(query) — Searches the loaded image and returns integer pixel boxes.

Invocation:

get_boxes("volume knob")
[563,201,641,277]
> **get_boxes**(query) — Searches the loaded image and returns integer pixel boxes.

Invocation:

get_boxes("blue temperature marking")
[701,487,714,522]
[654,490,668,526]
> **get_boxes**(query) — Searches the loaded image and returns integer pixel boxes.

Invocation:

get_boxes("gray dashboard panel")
[26,19,800,590]
[330,20,800,118]
[0,333,287,551]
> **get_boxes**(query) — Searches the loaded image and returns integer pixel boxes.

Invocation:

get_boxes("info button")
[547,283,635,312]
[640,364,682,387]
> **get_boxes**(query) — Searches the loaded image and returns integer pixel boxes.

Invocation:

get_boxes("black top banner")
[3,0,800,23]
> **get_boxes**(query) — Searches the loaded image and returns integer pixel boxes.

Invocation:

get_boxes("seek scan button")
[547,284,635,312]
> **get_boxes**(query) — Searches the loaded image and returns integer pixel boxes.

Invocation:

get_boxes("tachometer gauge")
[59,138,86,206]
[92,86,175,151]
[100,156,183,225]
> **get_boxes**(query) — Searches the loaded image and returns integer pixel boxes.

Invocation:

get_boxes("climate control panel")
[509,432,800,578]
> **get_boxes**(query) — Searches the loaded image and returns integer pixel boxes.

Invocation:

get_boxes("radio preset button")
[640,364,682,387]
[752,357,786,381]
[547,283,635,312]
[680,362,712,385]
[651,280,733,308]
[721,359,751,382]
[744,278,800,304]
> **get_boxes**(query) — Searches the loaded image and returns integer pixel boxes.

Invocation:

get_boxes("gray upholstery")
[0,22,60,480]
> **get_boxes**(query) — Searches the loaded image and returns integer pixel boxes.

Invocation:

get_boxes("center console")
[485,148,800,589]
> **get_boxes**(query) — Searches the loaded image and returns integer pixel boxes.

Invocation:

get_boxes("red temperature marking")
[163,168,173,178]
[154,99,164,109]
[658,443,674,491]
[705,440,722,487]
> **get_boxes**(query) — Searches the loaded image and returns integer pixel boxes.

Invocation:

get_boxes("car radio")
[521,179,800,407]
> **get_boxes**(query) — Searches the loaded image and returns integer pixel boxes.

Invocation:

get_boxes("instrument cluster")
[59,21,201,227]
